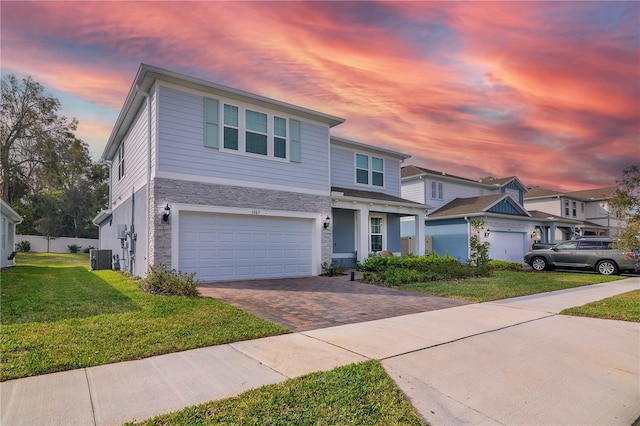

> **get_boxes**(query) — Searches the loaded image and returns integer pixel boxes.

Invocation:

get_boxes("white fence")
[16,235,99,253]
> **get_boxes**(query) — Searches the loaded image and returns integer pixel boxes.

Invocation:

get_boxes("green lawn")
[0,253,289,381]
[400,270,624,303]
[132,361,426,426]
[560,289,640,322]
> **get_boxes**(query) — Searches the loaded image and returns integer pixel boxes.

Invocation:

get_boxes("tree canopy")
[1,74,107,238]
[610,164,640,250]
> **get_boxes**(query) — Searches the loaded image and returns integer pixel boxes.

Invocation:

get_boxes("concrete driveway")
[197,272,467,331]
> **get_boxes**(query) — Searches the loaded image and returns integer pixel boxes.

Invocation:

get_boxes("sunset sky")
[2,1,638,191]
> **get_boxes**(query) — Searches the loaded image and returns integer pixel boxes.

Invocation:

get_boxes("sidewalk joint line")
[379,313,557,362]
[84,368,97,426]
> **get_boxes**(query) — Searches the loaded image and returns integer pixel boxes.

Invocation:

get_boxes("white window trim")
[354,153,385,188]
[220,101,290,163]
[431,181,443,200]
[369,214,386,253]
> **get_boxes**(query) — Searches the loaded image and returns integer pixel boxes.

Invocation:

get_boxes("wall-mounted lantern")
[323,215,331,229]
[162,204,171,222]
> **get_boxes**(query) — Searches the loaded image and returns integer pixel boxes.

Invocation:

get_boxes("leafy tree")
[469,219,490,266]
[1,74,79,203]
[610,164,640,250]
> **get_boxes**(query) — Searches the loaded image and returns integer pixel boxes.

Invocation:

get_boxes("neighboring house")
[400,166,586,264]
[1,199,23,269]
[330,137,427,268]
[93,64,426,280]
[524,186,619,238]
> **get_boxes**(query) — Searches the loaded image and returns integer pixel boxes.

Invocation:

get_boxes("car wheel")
[596,260,618,275]
[531,257,547,271]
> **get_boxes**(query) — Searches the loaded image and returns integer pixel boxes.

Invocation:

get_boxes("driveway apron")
[197,272,468,331]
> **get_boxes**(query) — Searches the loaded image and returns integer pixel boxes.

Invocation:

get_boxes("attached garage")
[178,211,314,281]
[488,231,525,264]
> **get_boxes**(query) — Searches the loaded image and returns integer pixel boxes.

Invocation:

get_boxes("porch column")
[415,211,426,255]
[357,208,369,264]
[549,223,557,243]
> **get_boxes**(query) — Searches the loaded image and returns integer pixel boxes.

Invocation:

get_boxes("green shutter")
[290,119,301,162]
[204,98,219,148]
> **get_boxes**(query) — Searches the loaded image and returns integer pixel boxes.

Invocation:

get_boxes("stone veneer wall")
[150,177,333,271]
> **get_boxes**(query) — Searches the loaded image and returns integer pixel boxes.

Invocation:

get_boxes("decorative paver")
[197,272,468,331]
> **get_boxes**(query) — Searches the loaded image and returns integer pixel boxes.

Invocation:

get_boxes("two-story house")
[93,64,426,280]
[524,186,617,238]
[401,166,563,264]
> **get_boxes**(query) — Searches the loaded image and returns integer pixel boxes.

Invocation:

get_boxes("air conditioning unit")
[90,249,112,271]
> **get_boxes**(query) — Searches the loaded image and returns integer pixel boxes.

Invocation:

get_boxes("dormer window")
[356,154,384,187]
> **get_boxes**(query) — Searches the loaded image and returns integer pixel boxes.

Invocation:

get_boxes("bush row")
[359,252,493,286]
[139,264,201,296]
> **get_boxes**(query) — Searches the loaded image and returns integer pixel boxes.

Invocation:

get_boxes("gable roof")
[428,194,530,219]
[401,165,478,182]
[331,137,411,160]
[482,176,528,192]
[102,64,346,161]
[525,185,618,201]
[566,186,617,200]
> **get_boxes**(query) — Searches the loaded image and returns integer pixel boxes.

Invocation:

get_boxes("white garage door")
[489,232,525,264]
[179,212,313,281]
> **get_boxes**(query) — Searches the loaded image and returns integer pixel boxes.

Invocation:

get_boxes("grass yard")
[400,270,624,303]
[131,360,425,426]
[0,253,289,381]
[560,289,640,322]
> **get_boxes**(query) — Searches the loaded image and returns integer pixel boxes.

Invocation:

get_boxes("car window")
[555,241,578,251]
[603,241,614,249]
[579,241,602,250]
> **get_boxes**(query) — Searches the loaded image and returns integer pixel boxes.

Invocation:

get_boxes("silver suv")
[524,238,639,275]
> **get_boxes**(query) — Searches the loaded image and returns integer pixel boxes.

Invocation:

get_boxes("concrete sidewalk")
[2,278,639,425]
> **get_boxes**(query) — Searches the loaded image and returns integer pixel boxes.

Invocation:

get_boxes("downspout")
[136,85,152,273]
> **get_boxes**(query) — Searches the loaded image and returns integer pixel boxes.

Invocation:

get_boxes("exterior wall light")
[162,204,171,222]
[484,230,490,237]
[323,215,331,229]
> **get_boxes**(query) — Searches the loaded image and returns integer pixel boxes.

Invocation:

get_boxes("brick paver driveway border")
[197,272,468,332]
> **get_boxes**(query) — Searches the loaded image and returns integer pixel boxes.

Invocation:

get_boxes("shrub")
[139,263,201,296]
[16,241,31,252]
[321,260,347,276]
[83,245,95,254]
[488,260,523,271]
[67,244,82,253]
[359,252,492,286]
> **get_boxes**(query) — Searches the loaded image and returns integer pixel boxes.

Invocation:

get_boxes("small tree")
[610,164,640,250]
[469,219,490,266]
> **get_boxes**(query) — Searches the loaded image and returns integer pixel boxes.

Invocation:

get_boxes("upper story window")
[564,200,569,216]
[206,97,300,162]
[356,154,384,187]
[431,181,443,200]
[118,142,125,180]
[572,201,577,217]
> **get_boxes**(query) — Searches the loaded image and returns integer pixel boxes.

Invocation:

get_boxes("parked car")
[531,242,557,250]
[524,238,639,275]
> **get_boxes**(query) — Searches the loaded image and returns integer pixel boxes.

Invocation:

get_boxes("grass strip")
[560,289,640,322]
[399,270,623,303]
[1,253,289,381]
[131,360,426,426]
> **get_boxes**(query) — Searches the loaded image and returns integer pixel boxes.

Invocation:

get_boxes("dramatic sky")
[2,1,638,191]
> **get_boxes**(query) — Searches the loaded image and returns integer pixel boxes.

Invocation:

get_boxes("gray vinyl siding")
[386,214,401,252]
[400,179,425,204]
[156,85,330,192]
[98,186,148,277]
[330,146,402,197]
[111,101,149,209]
[427,219,469,262]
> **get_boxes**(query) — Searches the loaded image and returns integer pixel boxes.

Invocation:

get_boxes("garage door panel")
[179,212,313,281]
[489,232,525,263]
